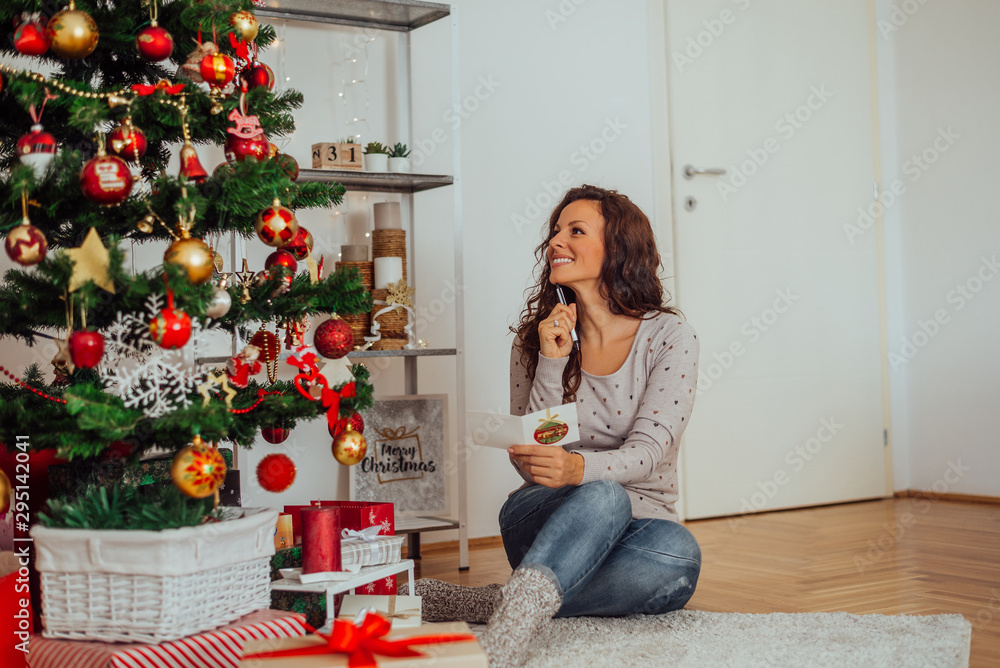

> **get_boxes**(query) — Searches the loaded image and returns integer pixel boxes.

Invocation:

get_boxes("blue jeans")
[498,480,701,617]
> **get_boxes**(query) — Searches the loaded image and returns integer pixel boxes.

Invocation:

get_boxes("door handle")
[683,165,727,179]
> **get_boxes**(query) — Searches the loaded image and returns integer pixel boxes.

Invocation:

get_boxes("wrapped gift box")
[47,449,234,498]
[270,546,302,581]
[269,590,328,630]
[26,609,308,668]
[342,534,405,569]
[241,620,486,667]
[338,595,421,628]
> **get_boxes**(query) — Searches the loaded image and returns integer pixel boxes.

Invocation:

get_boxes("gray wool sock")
[398,578,503,623]
[481,567,563,668]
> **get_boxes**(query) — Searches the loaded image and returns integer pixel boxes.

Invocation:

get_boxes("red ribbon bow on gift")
[243,612,477,668]
[131,79,186,96]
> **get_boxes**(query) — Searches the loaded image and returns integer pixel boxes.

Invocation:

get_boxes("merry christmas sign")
[350,395,448,515]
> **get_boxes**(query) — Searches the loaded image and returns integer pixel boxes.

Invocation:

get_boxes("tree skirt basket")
[30,507,278,643]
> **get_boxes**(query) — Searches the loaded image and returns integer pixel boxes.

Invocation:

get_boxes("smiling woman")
[403,185,703,668]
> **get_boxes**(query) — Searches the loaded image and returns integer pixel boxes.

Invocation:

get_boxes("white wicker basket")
[30,507,278,643]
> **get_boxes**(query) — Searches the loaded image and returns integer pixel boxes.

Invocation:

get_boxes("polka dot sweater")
[509,312,699,522]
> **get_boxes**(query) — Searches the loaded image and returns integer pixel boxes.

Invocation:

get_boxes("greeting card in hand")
[467,403,579,449]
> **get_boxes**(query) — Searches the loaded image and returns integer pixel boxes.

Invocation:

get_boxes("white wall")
[877,0,1000,496]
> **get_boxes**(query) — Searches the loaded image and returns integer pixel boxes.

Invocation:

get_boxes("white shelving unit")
[258,0,469,570]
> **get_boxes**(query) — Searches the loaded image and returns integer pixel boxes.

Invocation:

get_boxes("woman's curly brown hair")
[511,185,683,402]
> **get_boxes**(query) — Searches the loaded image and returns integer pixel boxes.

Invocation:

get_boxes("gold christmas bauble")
[171,437,228,498]
[0,469,10,514]
[47,5,100,60]
[230,10,259,42]
[164,237,214,285]
[332,425,368,466]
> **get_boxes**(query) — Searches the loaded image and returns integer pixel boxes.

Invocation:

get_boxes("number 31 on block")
[311,142,363,170]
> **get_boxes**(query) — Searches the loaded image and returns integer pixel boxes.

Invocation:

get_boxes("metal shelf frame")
[258,0,469,570]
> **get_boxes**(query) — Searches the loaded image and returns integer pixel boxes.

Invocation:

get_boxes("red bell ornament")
[68,330,104,369]
[136,23,173,62]
[240,61,275,91]
[150,306,192,349]
[200,52,236,90]
[314,317,353,359]
[80,148,133,206]
[255,200,299,248]
[17,125,58,177]
[4,221,48,266]
[179,140,208,183]
[14,17,50,56]
[108,120,147,162]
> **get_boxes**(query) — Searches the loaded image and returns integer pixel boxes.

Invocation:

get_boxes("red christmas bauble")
[329,411,364,438]
[5,223,48,266]
[14,19,49,56]
[284,227,313,261]
[17,125,58,176]
[200,53,235,89]
[265,249,298,276]
[136,24,173,61]
[257,453,296,492]
[250,330,280,363]
[68,330,104,369]
[80,153,133,206]
[314,317,353,359]
[261,425,290,444]
[276,153,300,181]
[150,307,192,349]
[225,132,269,163]
[108,122,147,162]
[255,201,299,247]
[241,61,275,91]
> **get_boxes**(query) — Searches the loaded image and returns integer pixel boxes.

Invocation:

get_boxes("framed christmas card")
[349,395,448,515]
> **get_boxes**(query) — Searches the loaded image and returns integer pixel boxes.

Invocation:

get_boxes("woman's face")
[547,199,605,289]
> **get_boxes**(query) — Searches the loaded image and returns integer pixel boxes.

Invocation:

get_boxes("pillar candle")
[274,514,294,550]
[341,244,368,262]
[373,202,401,230]
[301,507,342,574]
[374,256,403,289]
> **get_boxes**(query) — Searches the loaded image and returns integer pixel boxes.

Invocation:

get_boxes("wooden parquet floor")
[414,497,1000,667]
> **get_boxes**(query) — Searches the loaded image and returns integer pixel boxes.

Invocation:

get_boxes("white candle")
[340,245,368,262]
[374,256,403,289]
[373,202,401,230]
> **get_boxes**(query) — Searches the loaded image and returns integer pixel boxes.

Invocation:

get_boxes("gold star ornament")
[64,228,115,293]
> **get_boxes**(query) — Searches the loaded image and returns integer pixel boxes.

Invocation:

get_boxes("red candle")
[301,507,342,574]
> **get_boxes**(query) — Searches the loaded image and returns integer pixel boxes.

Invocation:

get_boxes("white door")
[666,0,890,519]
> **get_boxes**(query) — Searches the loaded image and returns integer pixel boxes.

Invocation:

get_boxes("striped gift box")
[26,609,308,668]
[341,534,406,569]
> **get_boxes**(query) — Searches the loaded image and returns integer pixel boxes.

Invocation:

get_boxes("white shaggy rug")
[475,610,971,667]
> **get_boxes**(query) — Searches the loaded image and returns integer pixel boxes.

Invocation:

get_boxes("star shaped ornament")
[65,228,115,293]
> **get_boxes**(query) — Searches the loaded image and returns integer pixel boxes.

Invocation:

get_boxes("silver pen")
[555,285,580,351]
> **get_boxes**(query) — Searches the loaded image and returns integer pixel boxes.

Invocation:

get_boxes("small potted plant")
[363,141,388,172]
[388,142,411,173]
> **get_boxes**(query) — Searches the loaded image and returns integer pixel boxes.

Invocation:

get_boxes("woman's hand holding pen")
[540,304,577,359]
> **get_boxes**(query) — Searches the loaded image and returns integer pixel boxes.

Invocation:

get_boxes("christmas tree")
[0,0,373,515]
